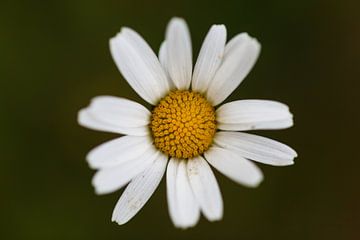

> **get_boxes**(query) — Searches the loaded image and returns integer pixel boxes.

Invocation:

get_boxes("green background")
[1,0,359,239]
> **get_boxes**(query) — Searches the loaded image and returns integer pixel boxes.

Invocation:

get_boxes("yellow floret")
[150,90,216,159]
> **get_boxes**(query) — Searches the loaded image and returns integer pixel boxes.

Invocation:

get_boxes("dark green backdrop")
[1,0,359,239]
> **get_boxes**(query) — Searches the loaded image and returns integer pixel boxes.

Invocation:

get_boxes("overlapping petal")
[191,25,227,93]
[206,33,261,105]
[214,132,297,166]
[216,100,293,130]
[110,28,170,104]
[187,156,223,221]
[205,147,263,187]
[86,135,153,169]
[92,146,159,195]
[158,41,175,89]
[112,153,168,224]
[78,109,150,136]
[165,18,193,90]
[167,158,200,228]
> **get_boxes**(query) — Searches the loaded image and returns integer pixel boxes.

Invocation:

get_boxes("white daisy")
[78,17,297,229]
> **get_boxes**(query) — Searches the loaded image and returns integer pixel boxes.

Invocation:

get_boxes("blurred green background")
[1,0,359,239]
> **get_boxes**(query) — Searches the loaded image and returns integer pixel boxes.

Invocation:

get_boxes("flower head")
[78,17,297,229]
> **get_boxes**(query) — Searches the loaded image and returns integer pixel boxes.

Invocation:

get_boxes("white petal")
[90,96,150,126]
[214,132,297,166]
[192,25,227,93]
[158,41,175,89]
[187,156,223,221]
[78,109,149,136]
[92,146,159,195]
[206,33,261,105]
[216,100,293,131]
[165,18,192,90]
[86,135,152,169]
[205,147,263,188]
[167,158,200,229]
[159,41,167,70]
[217,119,294,131]
[110,28,170,104]
[112,153,168,225]
[224,32,250,55]
[166,157,180,226]
[176,159,201,228]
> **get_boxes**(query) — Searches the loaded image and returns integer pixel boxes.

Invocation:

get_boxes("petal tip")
[85,153,98,169]
[247,171,264,188]
[250,177,264,188]
[111,216,127,225]
[206,213,223,222]
[169,17,186,25]
[77,109,85,124]
[212,24,226,31]
[94,188,106,195]
[293,149,298,158]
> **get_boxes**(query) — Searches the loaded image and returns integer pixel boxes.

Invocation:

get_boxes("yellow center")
[150,90,216,159]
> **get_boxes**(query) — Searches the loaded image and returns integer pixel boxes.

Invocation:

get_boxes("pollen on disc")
[150,90,216,159]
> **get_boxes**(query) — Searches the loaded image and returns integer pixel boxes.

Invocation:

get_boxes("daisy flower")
[78,17,297,229]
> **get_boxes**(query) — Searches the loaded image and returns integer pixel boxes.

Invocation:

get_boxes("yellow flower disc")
[150,90,216,159]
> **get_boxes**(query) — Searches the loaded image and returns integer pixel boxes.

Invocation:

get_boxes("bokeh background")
[1,0,359,239]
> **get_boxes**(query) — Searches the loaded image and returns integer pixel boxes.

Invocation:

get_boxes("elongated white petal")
[112,153,168,225]
[159,41,168,70]
[166,158,180,226]
[158,41,175,89]
[216,100,293,130]
[192,25,227,93]
[214,132,297,166]
[206,33,261,105]
[205,147,263,187]
[167,158,200,229]
[224,32,250,55]
[92,146,159,195]
[90,96,150,126]
[175,159,200,228]
[110,28,169,104]
[218,119,294,131]
[187,156,223,221]
[86,135,152,169]
[78,109,149,136]
[165,18,192,90]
